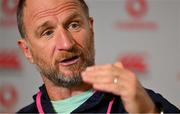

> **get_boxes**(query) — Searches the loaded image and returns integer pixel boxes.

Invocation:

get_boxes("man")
[16,0,179,113]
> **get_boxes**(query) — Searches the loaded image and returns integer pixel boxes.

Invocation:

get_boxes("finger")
[81,71,115,84]
[84,64,123,78]
[82,64,127,85]
[93,83,122,96]
[82,64,114,83]
[86,63,125,80]
[114,61,124,69]
[85,64,117,71]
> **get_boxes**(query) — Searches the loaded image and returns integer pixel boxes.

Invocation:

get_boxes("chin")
[60,70,81,77]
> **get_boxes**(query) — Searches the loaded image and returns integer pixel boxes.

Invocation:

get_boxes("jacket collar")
[33,84,55,113]
[33,84,121,113]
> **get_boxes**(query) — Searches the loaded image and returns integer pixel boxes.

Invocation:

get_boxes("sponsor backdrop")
[0,0,179,112]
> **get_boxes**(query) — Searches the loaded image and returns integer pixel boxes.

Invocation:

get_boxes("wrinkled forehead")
[24,0,82,21]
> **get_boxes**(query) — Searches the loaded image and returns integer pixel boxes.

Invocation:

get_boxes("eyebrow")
[67,13,82,20]
[35,21,53,36]
[62,13,84,28]
[64,13,83,23]
[35,13,84,36]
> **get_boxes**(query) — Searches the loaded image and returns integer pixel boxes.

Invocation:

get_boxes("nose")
[55,29,75,51]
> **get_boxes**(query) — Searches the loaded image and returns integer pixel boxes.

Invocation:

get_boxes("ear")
[89,17,94,29]
[88,17,94,36]
[17,39,34,64]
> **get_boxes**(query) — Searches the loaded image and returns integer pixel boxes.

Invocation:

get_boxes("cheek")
[29,40,56,63]
[75,31,94,49]
[84,32,94,50]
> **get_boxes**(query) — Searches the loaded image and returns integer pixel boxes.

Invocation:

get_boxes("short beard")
[39,67,83,88]
[34,46,95,88]
[36,58,94,88]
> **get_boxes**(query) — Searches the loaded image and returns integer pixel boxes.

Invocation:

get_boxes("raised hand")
[82,62,158,113]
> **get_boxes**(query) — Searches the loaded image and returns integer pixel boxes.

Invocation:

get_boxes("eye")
[68,21,81,31]
[41,29,54,39]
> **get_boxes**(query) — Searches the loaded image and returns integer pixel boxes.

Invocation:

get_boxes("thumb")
[114,61,124,69]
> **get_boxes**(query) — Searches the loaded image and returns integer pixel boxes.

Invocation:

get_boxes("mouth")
[59,55,80,66]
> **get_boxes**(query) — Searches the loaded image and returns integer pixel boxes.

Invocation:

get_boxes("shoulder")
[16,102,38,113]
[145,88,180,113]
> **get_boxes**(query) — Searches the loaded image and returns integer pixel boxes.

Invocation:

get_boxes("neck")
[42,76,92,101]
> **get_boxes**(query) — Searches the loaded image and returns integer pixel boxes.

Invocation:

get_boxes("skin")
[82,62,158,113]
[18,0,95,100]
[18,0,158,113]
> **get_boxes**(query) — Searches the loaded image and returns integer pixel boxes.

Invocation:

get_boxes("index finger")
[114,62,124,69]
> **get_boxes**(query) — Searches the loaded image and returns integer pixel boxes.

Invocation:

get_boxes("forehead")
[24,0,82,21]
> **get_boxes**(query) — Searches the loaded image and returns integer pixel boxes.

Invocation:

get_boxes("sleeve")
[146,89,180,113]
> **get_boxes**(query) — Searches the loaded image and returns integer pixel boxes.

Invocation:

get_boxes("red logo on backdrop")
[117,53,148,73]
[0,85,18,109]
[115,0,158,30]
[2,0,18,16]
[126,0,148,19]
[0,50,21,70]
[0,0,18,27]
